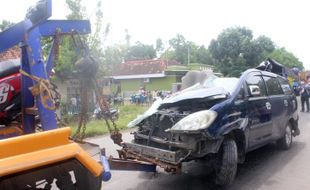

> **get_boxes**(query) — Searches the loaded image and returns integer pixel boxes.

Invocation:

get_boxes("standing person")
[300,81,310,112]
[71,96,77,114]
[292,79,299,96]
[147,91,152,105]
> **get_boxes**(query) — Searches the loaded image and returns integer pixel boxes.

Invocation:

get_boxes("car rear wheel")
[214,138,238,186]
[277,123,293,150]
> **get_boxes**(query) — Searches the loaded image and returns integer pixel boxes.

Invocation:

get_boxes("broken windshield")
[203,77,239,94]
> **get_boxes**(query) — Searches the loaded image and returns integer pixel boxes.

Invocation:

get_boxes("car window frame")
[277,77,293,95]
[262,75,285,96]
[244,73,267,100]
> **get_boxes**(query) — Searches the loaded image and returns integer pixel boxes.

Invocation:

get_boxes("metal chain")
[68,32,123,145]
[93,79,123,145]
[73,79,89,140]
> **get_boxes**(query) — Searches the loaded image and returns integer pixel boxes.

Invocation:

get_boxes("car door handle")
[284,100,288,107]
[266,102,272,110]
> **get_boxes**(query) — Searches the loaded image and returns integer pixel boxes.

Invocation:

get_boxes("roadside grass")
[69,104,147,138]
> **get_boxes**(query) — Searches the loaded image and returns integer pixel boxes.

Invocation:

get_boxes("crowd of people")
[130,88,171,105]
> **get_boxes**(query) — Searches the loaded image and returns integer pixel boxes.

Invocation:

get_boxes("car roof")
[244,68,285,79]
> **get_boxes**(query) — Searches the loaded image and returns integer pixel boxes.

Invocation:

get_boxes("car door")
[278,77,297,116]
[262,75,287,140]
[246,73,273,149]
[266,76,294,140]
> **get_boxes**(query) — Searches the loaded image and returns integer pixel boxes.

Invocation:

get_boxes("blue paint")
[101,156,112,181]
[21,45,35,134]
[0,21,27,53]
[39,20,91,36]
[26,26,58,130]
[0,0,91,132]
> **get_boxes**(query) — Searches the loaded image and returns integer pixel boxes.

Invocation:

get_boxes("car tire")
[215,138,238,186]
[277,123,293,150]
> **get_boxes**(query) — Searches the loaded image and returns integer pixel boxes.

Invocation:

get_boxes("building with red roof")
[0,46,20,62]
[109,59,185,95]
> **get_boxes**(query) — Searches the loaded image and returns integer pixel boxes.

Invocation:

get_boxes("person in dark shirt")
[300,81,310,112]
[292,79,299,96]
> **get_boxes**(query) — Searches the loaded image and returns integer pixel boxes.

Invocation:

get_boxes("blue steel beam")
[0,0,91,131]
[0,20,31,53]
[26,0,52,31]
[21,44,35,134]
[21,19,90,130]
[38,20,91,36]
[24,20,90,130]
[25,27,58,130]
[0,0,53,52]
[41,20,91,76]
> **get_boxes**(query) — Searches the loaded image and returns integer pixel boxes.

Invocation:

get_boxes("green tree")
[125,42,156,61]
[65,0,85,19]
[54,0,86,76]
[168,34,189,64]
[155,38,164,56]
[195,46,214,65]
[243,35,275,67]
[88,0,106,62]
[161,35,213,65]
[104,45,125,65]
[55,0,107,77]
[0,20,14,32]
[255,35,275,53]
[268,48,303,69]
[209,27,276,76]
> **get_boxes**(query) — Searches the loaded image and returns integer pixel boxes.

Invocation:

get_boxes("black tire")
[277,123,293,150]
[215,138,238,186]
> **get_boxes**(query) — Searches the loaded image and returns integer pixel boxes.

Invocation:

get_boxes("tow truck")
[0,0,155,189]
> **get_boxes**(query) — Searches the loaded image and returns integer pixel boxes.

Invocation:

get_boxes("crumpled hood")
[128,84,229,128]
[161,85,228,105]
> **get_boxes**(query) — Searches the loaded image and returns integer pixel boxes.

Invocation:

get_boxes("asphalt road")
[88,110,310,190]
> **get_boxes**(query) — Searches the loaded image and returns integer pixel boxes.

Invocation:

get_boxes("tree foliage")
[0,20,14,32]
[161,34,213,65]
[103,41,157,65]
[125,42,156,61]
[55,0,85,76]
[65,0,85,19]
[155,38,164,56]
[195,46,214,65]
[209,27,276,76]
[168,34,189,64]
[104,45,125,65]
[55,0,107,77]
[88,1,104,59]
[268,48,303,69]
[208,26,304,76]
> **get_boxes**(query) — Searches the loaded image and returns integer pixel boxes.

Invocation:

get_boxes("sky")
[0,0,309,69]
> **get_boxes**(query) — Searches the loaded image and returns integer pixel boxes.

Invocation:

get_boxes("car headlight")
[166,110,217,133]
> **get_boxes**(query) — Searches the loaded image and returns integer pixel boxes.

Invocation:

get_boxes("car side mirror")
[249,85,260,96]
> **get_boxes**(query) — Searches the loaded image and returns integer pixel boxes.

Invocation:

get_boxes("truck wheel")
[215,138,238,186]
[277,123,292,150]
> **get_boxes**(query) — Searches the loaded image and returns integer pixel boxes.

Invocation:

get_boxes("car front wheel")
[277,123,293,150]
[214,138,238,186]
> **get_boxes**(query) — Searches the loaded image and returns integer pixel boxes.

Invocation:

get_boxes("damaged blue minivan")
[125,59,300,186]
